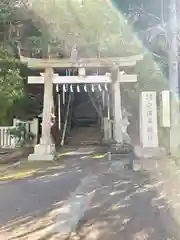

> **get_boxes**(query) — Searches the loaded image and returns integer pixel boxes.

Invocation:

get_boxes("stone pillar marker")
[28,67,55,161]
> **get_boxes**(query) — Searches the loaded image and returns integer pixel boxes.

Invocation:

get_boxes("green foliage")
[0,1,31,124]
[135,55,167,91]
[0,0,173,126]
[110,0,170,107]
[29,0,142,57]
[9,122,34,146]
[113,0,170,69]
[12,94,42,120]
[113,0,169,26]
[0,47,23,124]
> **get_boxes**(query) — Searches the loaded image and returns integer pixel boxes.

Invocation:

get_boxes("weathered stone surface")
[28,144,55,161]
[134,146,167,159]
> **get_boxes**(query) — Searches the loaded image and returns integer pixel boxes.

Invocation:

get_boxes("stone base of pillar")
[28,143,56,161]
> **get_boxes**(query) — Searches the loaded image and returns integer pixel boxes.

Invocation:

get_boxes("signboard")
[140,91,159,148]
[160,90,170,127]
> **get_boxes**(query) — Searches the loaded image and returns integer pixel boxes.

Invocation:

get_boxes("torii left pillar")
[28,67,55,161]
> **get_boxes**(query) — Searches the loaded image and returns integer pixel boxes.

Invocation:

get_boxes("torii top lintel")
[19,54,143,69]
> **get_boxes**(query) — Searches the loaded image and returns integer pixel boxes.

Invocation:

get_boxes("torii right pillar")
[111,68,123,143]
[111,68,138,144]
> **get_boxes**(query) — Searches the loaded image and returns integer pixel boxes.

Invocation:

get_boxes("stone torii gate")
[20,54,143,161]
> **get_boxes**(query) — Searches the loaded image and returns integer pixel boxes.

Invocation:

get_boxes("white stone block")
[34,143,55,154]
[28,143,55,161]
[28,153,54,161]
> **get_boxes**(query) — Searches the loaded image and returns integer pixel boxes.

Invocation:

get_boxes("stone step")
[68,127,101,145]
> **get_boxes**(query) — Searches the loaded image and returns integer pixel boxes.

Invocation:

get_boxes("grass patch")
[92,153,107,159]
[0,160,59,181]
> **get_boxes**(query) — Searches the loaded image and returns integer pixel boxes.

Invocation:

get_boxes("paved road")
[79,168,180,240]
[0,148,180,239]
[0,155,89,226]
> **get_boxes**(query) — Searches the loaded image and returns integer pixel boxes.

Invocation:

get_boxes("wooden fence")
[0,120,32,148]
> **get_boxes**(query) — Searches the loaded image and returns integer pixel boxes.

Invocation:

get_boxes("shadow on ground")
[0,157,180,239]
[73,170,180,240]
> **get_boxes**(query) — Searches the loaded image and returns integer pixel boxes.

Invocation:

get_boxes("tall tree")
[0,0,43,124]
[26,0,142,57]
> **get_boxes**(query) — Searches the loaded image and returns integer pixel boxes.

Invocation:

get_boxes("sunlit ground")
[0,156,180,239]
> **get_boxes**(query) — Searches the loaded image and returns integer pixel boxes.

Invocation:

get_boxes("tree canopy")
[0,0,173,124]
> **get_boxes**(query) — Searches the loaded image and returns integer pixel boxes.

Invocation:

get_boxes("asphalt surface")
[0,149,180,239]
[0,156,88,226]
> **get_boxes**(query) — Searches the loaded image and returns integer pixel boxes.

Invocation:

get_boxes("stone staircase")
[68,126,101,146]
